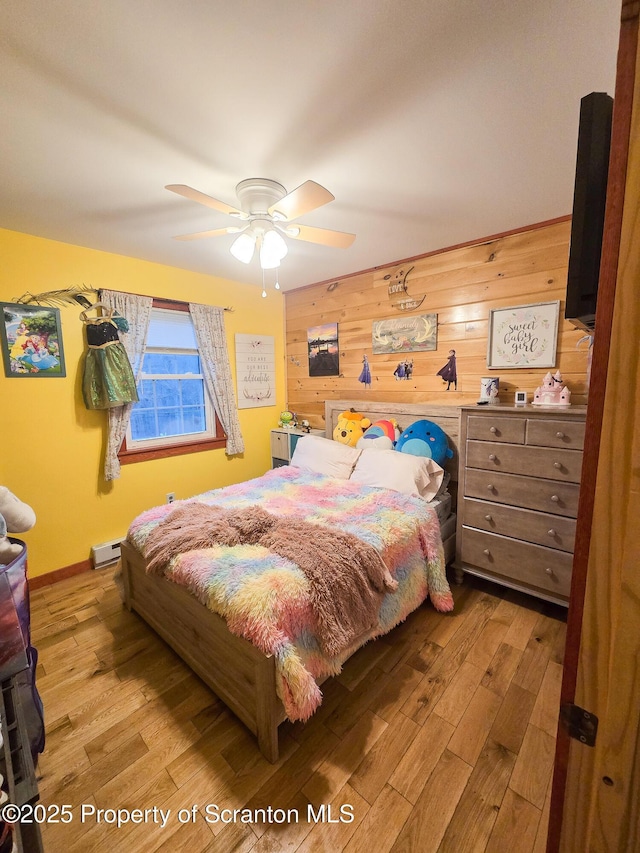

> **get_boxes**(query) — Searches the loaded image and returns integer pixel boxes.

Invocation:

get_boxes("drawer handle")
[545,567,555,576]
[489,426,497,433]
[483,549,491,556]
[487,484,495,492]
[548,529,557,537]
[550,494,560,502]
[553,461,562,469]
[556,431,565,438]
[488,453,497,461]
[485,514,493,522]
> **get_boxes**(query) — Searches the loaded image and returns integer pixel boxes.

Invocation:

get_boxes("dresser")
[454,405,587,605]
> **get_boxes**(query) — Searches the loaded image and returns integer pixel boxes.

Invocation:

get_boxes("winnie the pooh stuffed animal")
[0,486,36,564]
[332,410,371,447]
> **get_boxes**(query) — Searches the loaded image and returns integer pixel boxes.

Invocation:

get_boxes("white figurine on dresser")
[532,370,571,407]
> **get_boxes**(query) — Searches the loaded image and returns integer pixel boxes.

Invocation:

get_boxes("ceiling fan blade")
[165,184,248,219]
[286,223,355,249]
[269,180,334,221]
[173,226,244,241]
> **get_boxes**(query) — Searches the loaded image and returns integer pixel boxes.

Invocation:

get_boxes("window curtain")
[189,302,245,455]
[101,289,153,480]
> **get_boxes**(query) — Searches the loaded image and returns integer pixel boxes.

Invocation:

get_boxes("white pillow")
[350,448,444,500]
[290,434,361,479]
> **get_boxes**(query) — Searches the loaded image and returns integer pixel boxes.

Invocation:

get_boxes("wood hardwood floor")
[29,566,566,852]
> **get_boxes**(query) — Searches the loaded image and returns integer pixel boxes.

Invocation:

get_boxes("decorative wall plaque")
[235,333,275,408]
[383,265,425,311]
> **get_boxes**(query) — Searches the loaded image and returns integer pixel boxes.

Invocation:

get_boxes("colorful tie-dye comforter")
[127,466,453,721]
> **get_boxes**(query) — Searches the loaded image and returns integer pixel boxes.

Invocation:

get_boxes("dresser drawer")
[270,431,289,460]
[466,415,525,444]
[466,440,583,483]
[526,419,586,450]
[464,468,580,517]
[461,528,572,599]
[461,498,576,552]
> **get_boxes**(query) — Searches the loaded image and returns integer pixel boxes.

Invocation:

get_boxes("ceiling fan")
[165,178,356,270]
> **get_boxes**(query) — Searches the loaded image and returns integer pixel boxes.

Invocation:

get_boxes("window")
[119,303,225,463]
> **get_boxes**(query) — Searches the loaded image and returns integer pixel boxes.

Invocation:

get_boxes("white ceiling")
[0,1,620,292]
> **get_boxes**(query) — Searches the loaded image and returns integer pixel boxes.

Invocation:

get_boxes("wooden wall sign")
[383,265,425,311]
[235,333,275,408]
[372,314,437,354]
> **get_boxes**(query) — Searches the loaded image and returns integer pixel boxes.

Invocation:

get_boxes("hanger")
[79,301,114,322]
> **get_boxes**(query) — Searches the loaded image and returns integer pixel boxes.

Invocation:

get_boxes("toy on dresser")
[532,370,571,407]
[278,410,297,429]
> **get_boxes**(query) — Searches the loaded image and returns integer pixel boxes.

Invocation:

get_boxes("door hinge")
[560,702,598,747]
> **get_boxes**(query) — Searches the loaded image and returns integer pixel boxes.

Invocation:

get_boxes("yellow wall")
[0,228,286,578]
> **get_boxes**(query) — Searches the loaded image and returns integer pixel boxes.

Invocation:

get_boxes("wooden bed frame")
[120,400,461,762]
[120,539,285,762]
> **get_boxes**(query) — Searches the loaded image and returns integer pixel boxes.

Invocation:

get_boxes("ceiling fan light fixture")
[260,229,288,269]
[230,232,256,264]
[259,254,280,271]
[166,178,354,284]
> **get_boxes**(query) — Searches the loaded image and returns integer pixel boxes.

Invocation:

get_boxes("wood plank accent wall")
[284,219,590,428]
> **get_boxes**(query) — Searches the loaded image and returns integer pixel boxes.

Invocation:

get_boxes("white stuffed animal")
[0,486,36,564]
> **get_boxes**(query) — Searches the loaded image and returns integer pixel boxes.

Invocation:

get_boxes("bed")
[120,401,460,762]
[324,401,461,564]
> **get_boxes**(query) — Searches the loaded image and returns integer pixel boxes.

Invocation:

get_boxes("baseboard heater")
[91,537,123,569]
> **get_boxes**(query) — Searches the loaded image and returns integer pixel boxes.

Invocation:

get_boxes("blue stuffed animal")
[396,419,453,467]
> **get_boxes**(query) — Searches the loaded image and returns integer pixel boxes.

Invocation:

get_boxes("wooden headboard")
[324,400,461,504]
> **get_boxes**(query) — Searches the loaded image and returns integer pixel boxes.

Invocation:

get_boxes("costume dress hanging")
[82,316,139,410]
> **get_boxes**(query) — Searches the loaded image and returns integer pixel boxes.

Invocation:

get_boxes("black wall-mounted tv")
[565,91,613,332]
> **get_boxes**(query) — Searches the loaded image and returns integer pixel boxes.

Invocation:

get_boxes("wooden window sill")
[119,435,227,465]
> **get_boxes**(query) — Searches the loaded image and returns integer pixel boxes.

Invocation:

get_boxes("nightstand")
[270,428,325,467]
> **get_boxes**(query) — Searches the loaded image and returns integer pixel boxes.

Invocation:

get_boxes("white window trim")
[125,336,218,452]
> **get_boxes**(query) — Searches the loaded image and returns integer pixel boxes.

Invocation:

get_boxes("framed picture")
[487,300,560,369]
[0,302,66,377]
[307,322,339,377]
